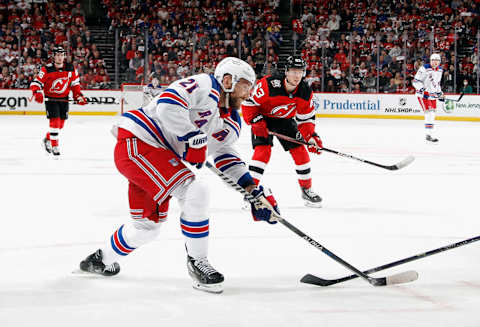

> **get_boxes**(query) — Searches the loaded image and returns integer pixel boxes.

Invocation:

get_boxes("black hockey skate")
[301,187,322,208]
[52,146,60,159]
[43,137,52,154]
[79,249,120,276]
[426,135,439,143]
[187,255,224,294]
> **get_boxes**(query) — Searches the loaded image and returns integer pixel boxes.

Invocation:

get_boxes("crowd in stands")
[101,0,281,84]
[0,0,111,90]
[297,0,479,93]
[1,0,479,94]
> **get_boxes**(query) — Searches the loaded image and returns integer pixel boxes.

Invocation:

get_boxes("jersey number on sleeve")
[253,83,265,99]
[212,129,229,141]
[179,78,199,93]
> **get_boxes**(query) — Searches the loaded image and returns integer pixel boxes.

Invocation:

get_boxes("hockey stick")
[205,161,418,287]
[444,92,465,103]
[269,131,414,170]
[301,235,480,287]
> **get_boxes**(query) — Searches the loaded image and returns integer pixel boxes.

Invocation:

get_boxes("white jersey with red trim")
[412,64,443,99]
[115,73,251,185]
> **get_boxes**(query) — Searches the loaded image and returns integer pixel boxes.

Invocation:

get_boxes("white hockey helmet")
[214,57,256,92]
[430,53,441,62]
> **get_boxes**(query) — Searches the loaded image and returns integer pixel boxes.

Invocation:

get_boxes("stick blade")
[386,270,418,285]
[393,155,415,170]
[300,274,335,286]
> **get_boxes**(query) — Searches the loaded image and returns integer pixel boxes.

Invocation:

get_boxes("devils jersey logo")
[49,77,70,94]
[271,103,297,118]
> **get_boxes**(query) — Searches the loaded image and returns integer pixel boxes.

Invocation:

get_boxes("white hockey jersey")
[116,73,253,187]
[412,64,443,99]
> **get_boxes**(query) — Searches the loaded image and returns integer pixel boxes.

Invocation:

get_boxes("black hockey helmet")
[285,55,306,76]
[52,46,66,55]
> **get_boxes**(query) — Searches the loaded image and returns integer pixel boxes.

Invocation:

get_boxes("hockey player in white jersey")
[143,74,163,104]
[412,53,444,142]
[78,57,280,294]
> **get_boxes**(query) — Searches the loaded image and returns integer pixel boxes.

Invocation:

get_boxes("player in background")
[241,55,323,207]
[412,53,444,143]
[78,57,280,294]
[30,46,87,158]
[143,73,163,104]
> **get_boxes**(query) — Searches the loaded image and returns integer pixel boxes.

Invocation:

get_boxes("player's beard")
[229,95,244,109]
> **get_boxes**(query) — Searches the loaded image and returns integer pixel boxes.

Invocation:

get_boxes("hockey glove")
[183,133,208,169]
[250,185,280,224]
[433,91,444,100]
[306,133,323,154]
[250,115,269,138]
[33,91,44,104]
[75,94,87,105]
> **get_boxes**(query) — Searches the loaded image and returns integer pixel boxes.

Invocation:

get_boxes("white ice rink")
[1,115,479,327]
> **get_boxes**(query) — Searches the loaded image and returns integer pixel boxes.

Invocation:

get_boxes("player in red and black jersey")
[30,46,87,158]
[241,56,323,207]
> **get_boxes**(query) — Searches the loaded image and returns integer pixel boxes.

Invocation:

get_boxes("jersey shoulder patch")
[270,78,282,88]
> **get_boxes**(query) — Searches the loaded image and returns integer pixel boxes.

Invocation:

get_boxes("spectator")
[460,79,474,94]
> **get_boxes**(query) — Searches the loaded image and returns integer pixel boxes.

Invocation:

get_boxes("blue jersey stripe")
[224,120,240,137]
[209,74,221,94]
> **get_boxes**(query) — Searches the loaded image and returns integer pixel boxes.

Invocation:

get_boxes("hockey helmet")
[285,55,306,76]
[52,46,66,55]
[430,53,441,62]
[214,57,256,92]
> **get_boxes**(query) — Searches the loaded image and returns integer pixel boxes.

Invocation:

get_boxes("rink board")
[1,89,479,121]
[0,89,120,115]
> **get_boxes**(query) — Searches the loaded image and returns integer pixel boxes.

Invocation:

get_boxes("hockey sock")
[289,146,312,189]
[173,179,210,259]
[249,145,272,185]
[101,220,162,265]
[425,110,436,135]
[49,117,61,147]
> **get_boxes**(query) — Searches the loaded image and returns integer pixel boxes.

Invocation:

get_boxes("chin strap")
[225,92,230,108]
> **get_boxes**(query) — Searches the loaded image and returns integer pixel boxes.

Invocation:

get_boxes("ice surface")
[1,115,479,327]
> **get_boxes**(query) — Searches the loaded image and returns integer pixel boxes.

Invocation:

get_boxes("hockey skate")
[241,195,250,211]
[301,187,322,208]
[79,249,120,276]
[426,134,439,143]
[43,137,52,154]
[52,146,60,159]
[187,255,224,294]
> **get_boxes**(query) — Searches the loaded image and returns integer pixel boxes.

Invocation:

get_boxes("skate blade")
[192,281,224,294]
[71,268,106,278]
[71,268,98,276]
[304,201,322,208]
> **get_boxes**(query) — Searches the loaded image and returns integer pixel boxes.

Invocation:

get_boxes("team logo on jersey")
[169,158,179,167]
[271,103,296,118]
[270,79,281,88]
[49,77,69,94]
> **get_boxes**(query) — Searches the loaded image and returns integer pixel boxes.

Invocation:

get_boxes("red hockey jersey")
[30,62,82,99]
[241,75,316,139]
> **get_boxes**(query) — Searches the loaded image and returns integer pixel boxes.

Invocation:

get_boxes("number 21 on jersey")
[179,78,199,93]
